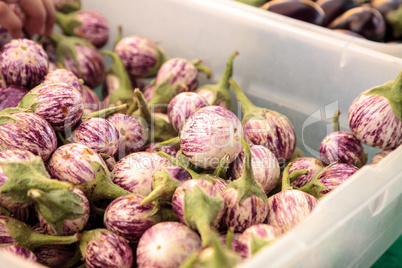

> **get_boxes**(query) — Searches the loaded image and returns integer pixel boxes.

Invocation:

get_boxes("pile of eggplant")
[236,0,402,43]
[0,0,401,267]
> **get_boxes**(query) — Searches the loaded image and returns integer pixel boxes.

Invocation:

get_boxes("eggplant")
[0,85,29,111]
[144,142,180,157]
[41,68,83,94]
[0,245,38,263]
[81,85,100,114]
[0,39,49,89]
[315,163,359,195]
[289,157,325,188]
[370,148,393,165]
[316,0,355,26]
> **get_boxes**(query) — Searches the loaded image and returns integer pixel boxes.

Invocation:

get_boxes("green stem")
[226,227,234,250]
[289,169,309,185]
[156,137,180,149]
[212,153,230,179]
[296,165,331,198]
[133,88,152,125]
[228,78,256,115]
[113,25,123,51]
[27,232,80,250]
[157,151,199,178]
[85,104,127,119]
[55,11,81,36]
[281,164,308,191]
[333,110,341,132]
[217,51,239,89]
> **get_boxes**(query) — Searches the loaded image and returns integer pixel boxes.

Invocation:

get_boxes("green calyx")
[196,51,239,110]
[227,138,267,205]
[17,90,42,112]
[76,161,131,202]
[294,164,331,199]
[250,234,274,256]
[332,110,341,132]
[56,0,81,14]
[28,188,87,235]
[56,11,82,36]
[157,151,202,179]
[364,71,402,120]
[281,163,309,191]
[147,75,187,109]
[0,157,72,207]
[4,216,80,250]
[183,185,224,247]
[0,109,30,126]
[386,5,402,39]
[102,50,134,107]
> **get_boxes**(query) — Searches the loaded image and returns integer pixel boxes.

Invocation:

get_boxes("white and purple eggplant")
[370,148,394,165]
[0,245,38,263]
[289,157,325,188]
[18,82,84,132]
[50,33,106,89]
[0,85,29,111]
[137,221,202,268]
[144,141,180,157]
[99,153,116,172]
[47,143,131,202]
[229,144,281,194]
[229,79,296,163]
[40,68,83,94]
[220,138,269,232]
[320,110,367,168]
[348,71,402,149]
[0,39,49,89]
[265,163,319,233]
[107,112,148,158]
[0,216,80,250]
[56,10,109,49]
[79,228,133,268]
[71,117,120,157]
[168,92,209,133]
[81,85,100,114]
[195,51,238,110]
[111,151,170,196]
[172,176,225,247]
[28,187,90,236]
[33,240,79,268]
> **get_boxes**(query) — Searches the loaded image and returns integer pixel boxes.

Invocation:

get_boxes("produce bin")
[1,0,401,267]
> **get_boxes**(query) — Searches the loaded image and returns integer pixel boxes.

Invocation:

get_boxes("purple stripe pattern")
[317,163,359,195]
[115,35,159,77]
[172,179,224,228]
[348,91,402,149]
[144,142,180,157]
[47,143,107,184]
[72,118,120,157]
[266,190,318,233]
[111,152,170,196]
[289,157,325,188]
[229,145,281,194]
[0,85,29,111]
[156,58,199,92]
[0,39,49,89]
[0,217,16,246]
[85,231,133,268]
[63,44,105,89]
[319,130,367,167]
[104,194,160,243]
[41,68,83,94]
[101,153,117,172]
[163,165,192,183]
[136,221,202,268]
[220,187,269,232]
[82,85,100,114]
[107,113,148,158]
[180,106,243,170]
[142,84,155,102]
[197,89,227,108]
[168,92,209,133]
[235,224,281,259]
[371,148,393,165]
[0,112,57,161]
[28,82,83,132]
[1,245,38,263]
[244,110,296,162]
[74,10,109,49]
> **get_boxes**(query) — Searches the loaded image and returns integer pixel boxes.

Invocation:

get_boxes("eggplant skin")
[0,245,38,263]
[0,39,49,89]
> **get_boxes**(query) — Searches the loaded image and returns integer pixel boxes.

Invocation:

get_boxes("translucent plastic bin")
[1,0,401,267]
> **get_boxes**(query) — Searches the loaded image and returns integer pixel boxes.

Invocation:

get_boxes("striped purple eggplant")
[0,39,49,89]
[0,245,38,263]
[0,216,80,250]
[289,157,325,188]
[371,148,393,165]
[54,0,81,13]
[235,224,281,259]
[51,33,105,88]
[101,153,116,171]
[142,84,155,102]
[168,92,209,133]
[79,228,133,268]
[229,145,281,194]
[104,194,166,243]
[0,85,29,111]
[180,105,243,170]
[144,142,180,157]
[0,111,57,161]
[111,152,170,196]
[136,221,203,268]
[229,79,296,162]
[348,71,402,149]
[81,85,100,114]
[41,68,83,94]
[56,10,109,49]
[18,82,83,132]
[115,35,168,78]
[107,113,148,158]
[316,163,359,195]
[33,242,79,268]
[0,205,36,224]
[72,117,120,157]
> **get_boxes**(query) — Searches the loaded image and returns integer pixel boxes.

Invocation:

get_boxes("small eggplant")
[0,39,49,89]
[56,10,109,49]
[167,92,209,133]
[137,221,202,268]
[0,110,57,161]
[348,71,402,149]
[144,142,180,157]
[315,163,359,195]
[229,79,296,162]
[79,228,133,268]
[41,68,83,94]
[0,85,29,111]
[319,110,367,168]
[18,82,84,132]
[0,245,38,263]
[289,157,325,188]
[370,148,393,165]
[54,0,81,14]
[81,85,100,114]
[316,0,354,26]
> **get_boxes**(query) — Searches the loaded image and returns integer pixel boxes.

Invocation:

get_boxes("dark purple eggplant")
[0,85,29,111]
[316,0,355,26]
